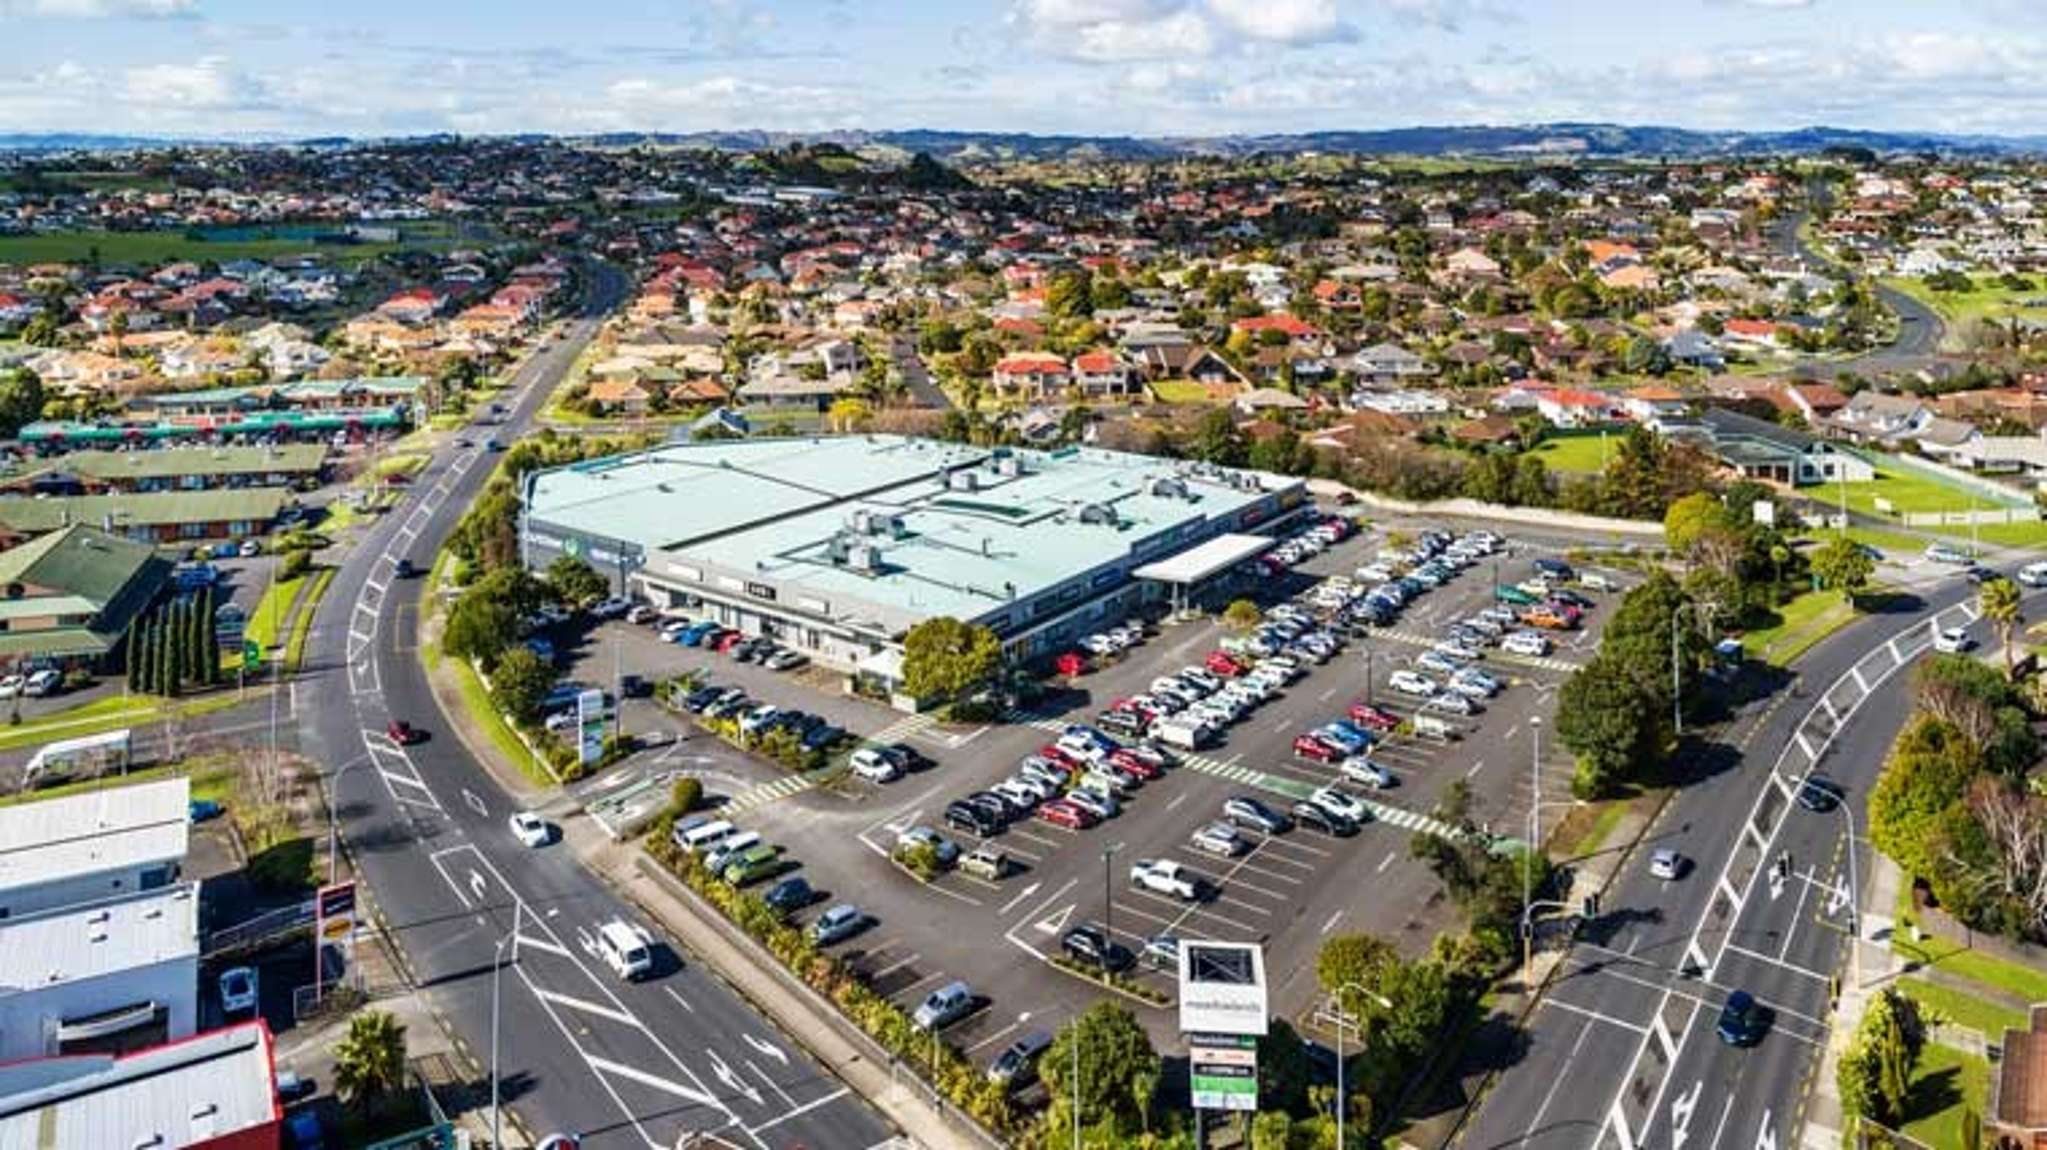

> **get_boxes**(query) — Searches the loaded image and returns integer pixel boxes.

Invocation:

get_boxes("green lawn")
[1884,275,2047,350]
[1530,432,1616,475]
[439,643,558,789]
[282,568,334,673]
[0,229,409,267]
[1736,588,1858,667]
[1901,1042,1989,1150]
[1146,379,1228,406]
[245,569,309,652]
[1896,977,2027,1039]
[1793,526,1926,561]
[1895,923,2047,1004]
[1839,467,1999,517]
[0,756,235,808]
[0,689,254,753]
[1968,520,2047,549]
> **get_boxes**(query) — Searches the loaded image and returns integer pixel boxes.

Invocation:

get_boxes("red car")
[1108,749,1164,780]
[386,719,423,745]
[1205,651,1247,677]
[714,631,747,653]
[1348,703,1401,732]
[1039,743,1086,769]
[1037,799,1095,830]
[1055,651,1090,677]
[1292,733,1342,763]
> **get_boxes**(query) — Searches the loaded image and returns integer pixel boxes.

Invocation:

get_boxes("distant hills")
[7,122,2047,159]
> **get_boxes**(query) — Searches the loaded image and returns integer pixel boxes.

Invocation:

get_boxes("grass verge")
[245,568,309,651]
[0,689,252,753]
[282,568,334,673]
[1738,589,1859,667]
[1894,924,2047,1003]
[1900,1042,1989,1150]
[0,755,236,808]
[440,644,556,789]
[1895,976,2026,1038]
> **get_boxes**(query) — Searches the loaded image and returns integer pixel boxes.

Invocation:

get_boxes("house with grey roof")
[1700,408,1873,487]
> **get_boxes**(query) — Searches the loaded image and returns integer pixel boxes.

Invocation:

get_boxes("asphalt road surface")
[298,263,897,1150]
[1460,569,2034,1150]
[1772,209,1947,378]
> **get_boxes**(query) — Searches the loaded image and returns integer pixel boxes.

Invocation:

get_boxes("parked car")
[913,981,975,1030]
[1348,702,1400,732]
[1308,786,1369,824]
[219,966,259,1017]
[896,826,959,866]
[850,747,903,783]
[1293,733,1342,763]
[1389,670,1438,696]
[1060,924,1131,971]
[22,669,61,697]
[1340,758,1394,789]
[763,876,815,915]
[988,1031,1053,1090]
[811,903,868,945]
[508,811,551,847]
[1223,795,1291,834]
[1129,858,1202,900]
[1292,801,1358,837]
[1142,932,1182,970]
[1190,821,1248,857]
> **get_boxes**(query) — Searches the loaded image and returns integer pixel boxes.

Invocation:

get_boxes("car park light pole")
[1101,842,1122,950]
[1325,980,1394,1150]
[492,901,524,1150]
[1362,648,1374,707]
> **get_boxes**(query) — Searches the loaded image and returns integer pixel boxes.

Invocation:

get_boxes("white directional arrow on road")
[742,1034,788,1067]
[706,1049,763,1108]
[1000,882,1042,916]
[1755,1111,1777,1150]
[468,870,487,903]
[1033,903,1075,936]
[1670,1080,1702,1148]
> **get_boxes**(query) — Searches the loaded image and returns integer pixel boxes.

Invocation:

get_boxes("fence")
[202,898,315,958]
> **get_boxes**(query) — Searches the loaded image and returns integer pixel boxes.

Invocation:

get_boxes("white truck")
[1150,715,1214,751]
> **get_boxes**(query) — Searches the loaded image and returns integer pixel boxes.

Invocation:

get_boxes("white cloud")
[599,75,856,130]
[123,56,252,109]
[1066,9,1215,60]
[1207,0,1350,44]
[11,0,195,17]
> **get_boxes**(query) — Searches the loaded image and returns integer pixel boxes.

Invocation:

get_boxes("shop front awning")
[1132,533,1273,586]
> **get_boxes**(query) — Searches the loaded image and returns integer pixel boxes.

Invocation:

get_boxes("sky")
[8,0,2047,140]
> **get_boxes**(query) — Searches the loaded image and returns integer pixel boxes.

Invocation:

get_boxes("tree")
[489,647,555,724]
[1256,1019,1313,1116]
[1662,492,1723,557]
[545,555,609,609]
[1188,408,1249,467]
[1251,1111,1296,1150]
[1837,987,1922,1125]
[1810,536,1875,604]
[1868,716,1977,883]
[1980,575,2023,681]
[1223,599,1263,631]
[1039,1002,1161,1140]
[901,616,1002,702]
[1047,272,1094,320]
[1557,654,1658,797]
[332,1010,409,1114]
[0,369,45,438]
[124,617,142,692]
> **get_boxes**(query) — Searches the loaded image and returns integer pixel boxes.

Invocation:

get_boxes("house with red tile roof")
[1537,387,1624,428]
[992,353,1069,397]
[1229,314,1321,340]
[1720,318,1782,346]
[1070,350,1135,397]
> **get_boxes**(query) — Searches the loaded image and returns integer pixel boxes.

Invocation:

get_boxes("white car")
[1340,758,1394,789]
[1934,627,1974,654]
[1308,787,1369,824]
[1427,691,1479,716]
[0,675,22,699]
[2021,562,2047,588]
[509,811,552,847]
[1502,631,1551,657]
[850,747,902,783]
[23,669,61,697]
[1926,543,1971,565]
[1129,859,1202,900]
[1065,787,1119,821]
[590,597,632,620]
[1649,848,1685,880]
[1190,821,1248,857]
[219,966,259,1016]
[1389,670,1438,696]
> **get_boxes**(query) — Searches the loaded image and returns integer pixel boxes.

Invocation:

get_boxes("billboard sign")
[316,881,357,942]
[1177,940,1268,1037]
[577,687,607,766]
[1188,1033,1259,1112]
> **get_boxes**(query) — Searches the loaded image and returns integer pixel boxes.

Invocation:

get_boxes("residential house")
[1781,382,1849,425]
[1826,391,1935,447]
[1720,318,1782,348]
[1990,1004,2047,1148]
[1234,388,1309,417]
[1070,351,1136,397]
[0,524,170,670]
[1537,388,1624,428]
[1622,385,1690,427]
[1351,342,1437,386]
[1699,407,1873,487]
[992,353,1071,397]
[1444,248,1503,280]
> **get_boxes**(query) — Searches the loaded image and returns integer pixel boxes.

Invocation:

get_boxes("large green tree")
[0,368,45,438]
[489,647,555,724]
[1836,987,1923,1126]
[332,1010,409,1115]
[900,616,1002,702]
[1039,1002,1162,1141]
[1980,575,2023,681]
[1810,536,1875,604]
[1556,654,1658,798]
[445,567,547,671]
[545,555,609,608]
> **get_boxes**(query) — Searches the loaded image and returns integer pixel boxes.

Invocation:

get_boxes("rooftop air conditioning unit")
[1149,477,1188,499]
[1079,503,1119,527]
[847,543,882,573]
[948,469,979,492]
[995,455,1025,478]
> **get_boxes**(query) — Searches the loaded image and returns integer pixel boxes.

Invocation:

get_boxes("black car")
[1966,566,1999,585]
[1796,776,1844,813]
[1224,796,1292,835]
[681,685,723,712]
[1292,800,1359,837]
[1098,710,1146,738]
[944,801,1000,837]
[1715,989,1769,1046]
[1549,589,1594,609]
[964,792,1015,825]
[763,876,815,915]
[1060,924,1130,971]
[876,743,917,772]
[802,724,848,751]
[781,711,823,735]
[619,674,652,699]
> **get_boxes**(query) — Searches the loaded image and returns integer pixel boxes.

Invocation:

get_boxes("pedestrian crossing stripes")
[724,773,816,814]
[868,711,939,744]
[1012,715,1468,842]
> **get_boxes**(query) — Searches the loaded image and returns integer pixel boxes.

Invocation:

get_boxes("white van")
[1581,571,1615,592]
[1151,715,1213,751]
[1413,714,1457,741]
[678,819,737,855]
[596,919,652,981]
[702,831,762,876]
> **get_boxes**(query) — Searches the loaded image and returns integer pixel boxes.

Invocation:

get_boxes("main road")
[298,262,897,1149]
[1460,570,2030,1150]
[1771,207,1946,376]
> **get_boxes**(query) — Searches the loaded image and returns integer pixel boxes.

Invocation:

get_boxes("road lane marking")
[533,987,640,1028]
[585,1054,720,1108]
[662,986,695,1013]
[1539,996,1649,1034]
[747,1086,851,1137]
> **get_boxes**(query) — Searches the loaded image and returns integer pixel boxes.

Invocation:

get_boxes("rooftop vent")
[995,455,1026,478]
[947,469,979,492]
[846,543,882,574]
[1149,477,1189,500]
[1078,502,1120,527]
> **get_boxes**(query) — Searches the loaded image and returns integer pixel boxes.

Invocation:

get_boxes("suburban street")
[1460,568,2033,1150]
[1773,207,1947,376]
[295,263,898,1150]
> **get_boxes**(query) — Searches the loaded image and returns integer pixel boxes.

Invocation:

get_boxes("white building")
[0,778,188,921]
[0,883,200,1060]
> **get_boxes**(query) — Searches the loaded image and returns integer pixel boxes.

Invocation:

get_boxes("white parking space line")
[965,1022,1021,1054]
[1720,942,1834,984]
[868,952,922,981]
[1217,895,1273,916]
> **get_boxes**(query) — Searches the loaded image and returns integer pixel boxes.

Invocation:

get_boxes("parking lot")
[562,510,1631,1068]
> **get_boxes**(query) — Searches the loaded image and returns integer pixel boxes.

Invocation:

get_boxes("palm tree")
[1980,575,2023,681]
[332,1010,408,1114]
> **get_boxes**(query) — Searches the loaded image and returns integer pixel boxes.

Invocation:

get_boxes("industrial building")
[520,435,1308,679]
[0,882,201,1061]
[0,1020,280,1150]
[0,776,189,920]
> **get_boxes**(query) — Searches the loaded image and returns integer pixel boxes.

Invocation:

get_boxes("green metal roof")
[0,525,158,606]
[20,444,326,483]
[0,627,111,659]
[0,489,288,533]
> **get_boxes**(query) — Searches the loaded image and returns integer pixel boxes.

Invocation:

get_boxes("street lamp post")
[1101,843,1122,951]
[1525,716,1542,978]
[1363,648,1374,708]
[1328,981,1394,1150]
[491,901,524,1150]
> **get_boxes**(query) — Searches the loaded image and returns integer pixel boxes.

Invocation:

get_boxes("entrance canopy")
[1133,533,1274,586]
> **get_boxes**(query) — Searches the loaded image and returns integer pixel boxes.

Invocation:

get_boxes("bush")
[895,841,942,881]
[670,776,703,814]
[278,547,312,581]
[1049,957,1172,1005]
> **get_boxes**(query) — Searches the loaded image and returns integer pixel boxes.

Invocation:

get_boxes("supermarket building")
[519,435,1308,679]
